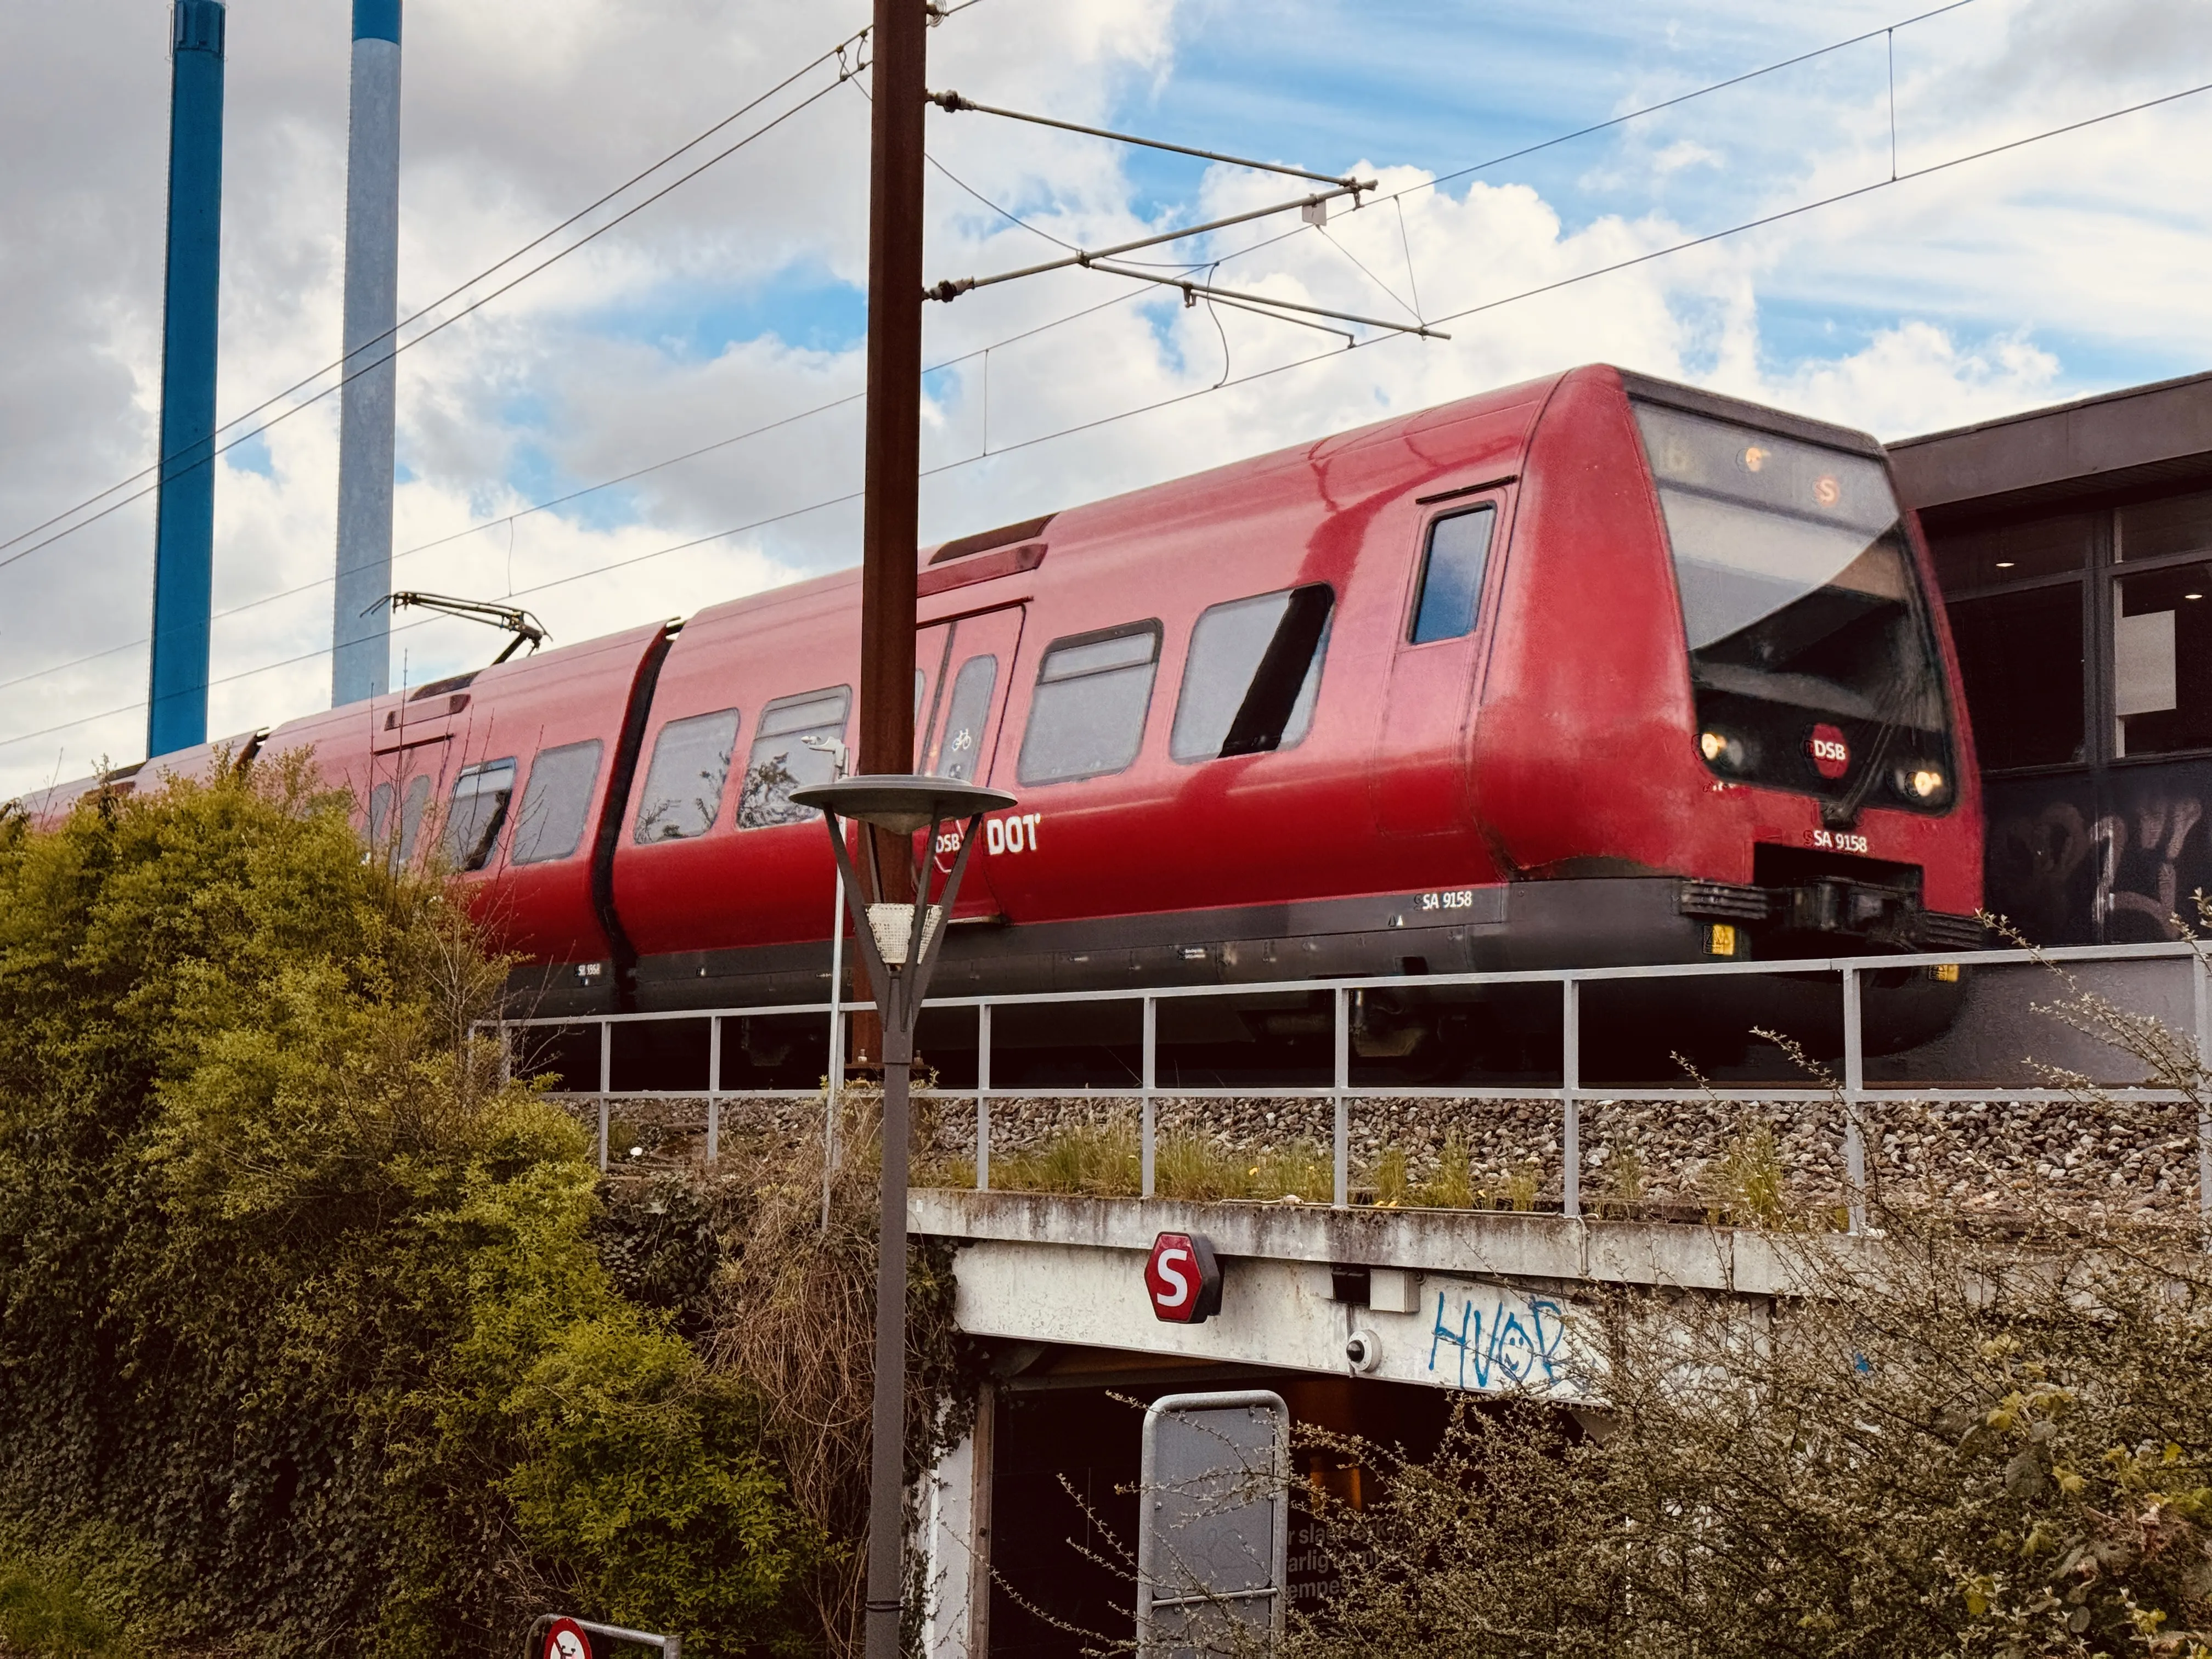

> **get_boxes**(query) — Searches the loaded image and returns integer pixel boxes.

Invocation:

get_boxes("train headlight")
[1698,729,1752,774]
[1893,764,1949,805]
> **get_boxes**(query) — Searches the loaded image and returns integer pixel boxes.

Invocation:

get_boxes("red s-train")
[16,366,1985,1082]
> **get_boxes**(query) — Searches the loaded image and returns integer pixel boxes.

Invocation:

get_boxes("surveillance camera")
[1345,1328,1381,1373]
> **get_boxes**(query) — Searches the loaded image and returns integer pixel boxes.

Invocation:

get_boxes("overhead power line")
[0,0,1997,601]
[0,281,1175,706]
[3,0,2195,759]
[0,25,875,575]
[1421,72,2212,331]
[353,0,2014,584]
[9,62,2208,760]
[0,0,1996,591]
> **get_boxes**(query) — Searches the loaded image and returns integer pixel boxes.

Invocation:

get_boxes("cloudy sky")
[2,0,2208,797]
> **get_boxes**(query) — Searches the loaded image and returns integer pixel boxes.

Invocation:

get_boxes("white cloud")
[6,0,2212,795]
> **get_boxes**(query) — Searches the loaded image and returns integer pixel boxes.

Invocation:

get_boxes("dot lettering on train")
[1807,724,1851,781]
[1740,444,1769,473]
[985,812,1042,856]
[1814,474,1841,507]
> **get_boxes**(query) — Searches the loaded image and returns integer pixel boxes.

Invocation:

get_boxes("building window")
[738,687,851,828]
[1410,506,1494,644]
[1931,486,2212,770]
[1946,585,2084,769]
[1929,513,2091,775]
[2118,488,2212,562]
[1929,514,2092,589]
[443,758,517,871]
[1018,622,1162,785]
[511,740,603,865]
[635,710,739,843]
[1170,585,1333,761]
[2113,562,2212,757]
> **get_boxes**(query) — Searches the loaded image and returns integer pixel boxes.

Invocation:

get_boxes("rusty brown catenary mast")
[857,0,926,869]
[856,3,928,1658]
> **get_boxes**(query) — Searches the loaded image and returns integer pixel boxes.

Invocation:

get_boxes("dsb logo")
[1146,1232,1224,1324]
[1807,723,1851,781]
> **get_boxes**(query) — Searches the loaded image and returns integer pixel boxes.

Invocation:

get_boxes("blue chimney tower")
[147,0,227,756]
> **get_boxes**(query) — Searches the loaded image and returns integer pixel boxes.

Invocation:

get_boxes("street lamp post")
[791,773,1015,1659]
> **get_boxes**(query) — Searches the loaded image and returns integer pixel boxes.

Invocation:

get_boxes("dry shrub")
[705,1080,975,1659]
[1289,935,2212,1659]
[1290,1199,2212,1659]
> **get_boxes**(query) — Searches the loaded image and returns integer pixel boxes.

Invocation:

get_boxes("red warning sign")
[1146,1232,1224,1324]
[544,1618,595,1659]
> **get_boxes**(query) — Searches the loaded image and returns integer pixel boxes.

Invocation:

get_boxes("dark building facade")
[1893,370,2212,944]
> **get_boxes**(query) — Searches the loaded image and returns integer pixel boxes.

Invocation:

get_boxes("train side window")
[511,740,604,865]
[738,686,852,828]
[442,758,517,872]
[396,774,432,866]
[634,710,740,843]
[1171,584,1334,762]
[1409,504,1496,644]
[1018,622,1163,785]
[366,780,394,845]
[930,654,1000,782]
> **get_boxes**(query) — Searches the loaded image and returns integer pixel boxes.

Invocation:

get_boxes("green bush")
[0,765,815,1656]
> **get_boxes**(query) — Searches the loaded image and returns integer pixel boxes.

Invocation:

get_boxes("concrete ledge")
[909,1188,1792,1295]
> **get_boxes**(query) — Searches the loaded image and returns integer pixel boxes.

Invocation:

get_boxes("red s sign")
[1145,1232,1223,1324]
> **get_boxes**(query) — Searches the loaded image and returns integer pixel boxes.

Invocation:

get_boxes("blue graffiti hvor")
[1427,1289,1567,1392]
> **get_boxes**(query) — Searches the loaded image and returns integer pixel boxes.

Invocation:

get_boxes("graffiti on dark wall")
[1987,761,2212,945]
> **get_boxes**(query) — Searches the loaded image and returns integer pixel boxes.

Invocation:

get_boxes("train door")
[366,735,454,867]
[920,603,1027,918]
[1372,493,1508,836]
[915,623,950,768]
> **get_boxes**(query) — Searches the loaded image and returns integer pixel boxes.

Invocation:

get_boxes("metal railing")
[496,939,2212,1234]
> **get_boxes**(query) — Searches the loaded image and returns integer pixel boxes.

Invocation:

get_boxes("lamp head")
[791,774,1016,835]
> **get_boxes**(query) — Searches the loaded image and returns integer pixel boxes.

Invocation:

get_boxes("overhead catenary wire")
[13,62,2205,760]
[0,0,1994,584]
[926,182,1373,301]
[1421,71,2212,331]
[0,331,1357,757]
[0,0,2000,607]
[0,26,877,574]
[1082,262,1446,338]
[357,0,2015,577]
[0,280,1175,705]
[926,89,1361,189]
[0,0,2188,758]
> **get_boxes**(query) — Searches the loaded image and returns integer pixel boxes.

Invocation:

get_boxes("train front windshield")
[1633,400,1956,815]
